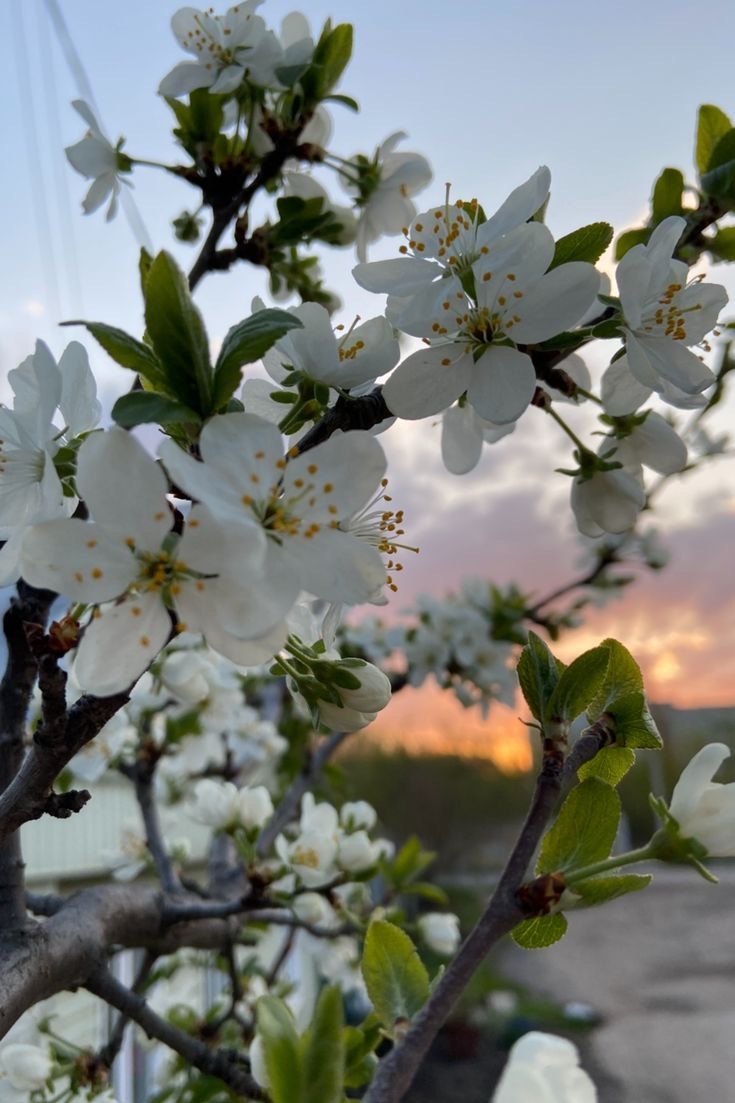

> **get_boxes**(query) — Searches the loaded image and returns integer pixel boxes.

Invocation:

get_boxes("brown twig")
[95,951,157,1070]
[0,582,56,929]
[362,724,612,1103]
[85,969,265,1099]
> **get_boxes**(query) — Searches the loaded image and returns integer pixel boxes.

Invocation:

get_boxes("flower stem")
[545,405,588,453]
[565,842,656,885]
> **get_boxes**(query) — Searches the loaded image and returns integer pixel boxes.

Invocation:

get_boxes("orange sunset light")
[365,682,534,773]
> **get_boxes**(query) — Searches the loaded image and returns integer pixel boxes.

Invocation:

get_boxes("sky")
[1,0,735,762]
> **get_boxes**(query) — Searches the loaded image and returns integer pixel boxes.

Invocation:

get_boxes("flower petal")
[601,355,652,414]
[626,333,716,395]
[284,431,386,522]
[670,743,730,826]
[77,429,171,550]
[509,263,600,344]
[441,405,483,474]
[352,256,440,295]
[467,347,536,424]
[74,594,170,695]
[382,345,470,419]
[21,519,137,602]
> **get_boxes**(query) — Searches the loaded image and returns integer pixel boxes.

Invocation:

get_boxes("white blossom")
[668,743,735,857]
[159,414,388,622]
[21,429,279,695]
[340,800,377,831]
[337,830,379,872]
[65,100,130,220]
[159,4,282,97]
[261,300,399,391]
[0,1043,53,1091]
[417,912,461,956]
[570,467,646,538]
[492,1031,596,1102]
[615,215,727,406]
[238,785,274,830]
[345,132,433,262]
[380,221,599,425]
[189,779,240,830]
[353,166,551,337]
[0,341,100,586]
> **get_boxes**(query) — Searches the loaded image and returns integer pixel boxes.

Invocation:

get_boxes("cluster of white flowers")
[354,168,600,426]
[10,411,398,706]
[0,341,100,587]
[344,580,518,715]
[274,793,393,887]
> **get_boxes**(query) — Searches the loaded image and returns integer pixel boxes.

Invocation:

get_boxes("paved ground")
[501,866,735,1102]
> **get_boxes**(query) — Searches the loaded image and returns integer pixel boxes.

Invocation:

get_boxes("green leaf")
[707,127,735,171]
[701,156,735,204]
[585,639,661,749]
[111,391,200,429]
[65,321,167,390]
[538,778,621,873]
[168,89,225,160]
[389,835,436,885]
[587,638,643,717]
[312,23,353,98]
[651,167,684,223]
[256,997,303,1103]
[401,882,450,907]
[605,690,662,749]
[144,251,212,414]
[709,226,735,260]
[550,222,613,269]
[512,913,568,949]
[302,987,344,1103]
[213,309,303,409]
[517,631,565,722]
[572,873,651,907]
[361,920,429,1031]
[578,746,636,786]
[614,227,650,261]
[696,104,732,175]
[546,645,610,722]
[325,92,359,112]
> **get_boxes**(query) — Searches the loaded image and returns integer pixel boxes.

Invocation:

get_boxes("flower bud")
[160,651,213,703]
[292,892,337,927]
[338,830,378,872]
[237,786,274,831]
[340,800,377,831]
[189,779,239,830]
[418,912,461,956]
[0,1043,53,1090]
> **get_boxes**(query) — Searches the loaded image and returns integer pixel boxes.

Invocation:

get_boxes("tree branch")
[187,137,305,292]
[85,969,265,1099]
[95,950,157,1070]
[362,725,612,1103]
[0,884,247,1037]
[0,583,56,929]
[0,690,129,842]
[120,761,183,896]
[295,388,393,455]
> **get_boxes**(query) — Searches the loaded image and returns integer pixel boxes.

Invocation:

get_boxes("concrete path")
[502,866,735,1102]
